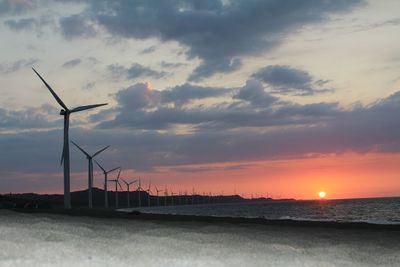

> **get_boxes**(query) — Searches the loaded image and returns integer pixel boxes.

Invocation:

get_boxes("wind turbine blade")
[32,68,68,110]
[94,160,106,172]
[71,141,90,157]
[117,168,121,179]
[118,181,123,190]
[121,178,128,185]
[92,145,109,158]
[60,150,64,166]
[70,103,107,113]
[129,180,137,185]
[107,167,120,173]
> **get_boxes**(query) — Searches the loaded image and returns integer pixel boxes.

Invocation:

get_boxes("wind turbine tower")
[95,161,119,208]
[109,168,123,209]
[33,68,107,209]
[121,178,137,208]
[71,141,108,208]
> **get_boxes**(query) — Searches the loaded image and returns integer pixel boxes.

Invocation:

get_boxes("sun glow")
[318,191,326,198]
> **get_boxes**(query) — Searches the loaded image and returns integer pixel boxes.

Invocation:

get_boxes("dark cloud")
[107,63,167,80]
[94,79,339,131]
[0,104,60,131]
[59,14,97,40]
[252,65,333,95]
[64,0,363,80]
[2,90,400,177]
[0,58,38,73]
[160,61,187,69]
[0,0,38,16]
[62,58,82,68]
[233,79,278,107]
[3,15,54,33]
[4,17,36,31]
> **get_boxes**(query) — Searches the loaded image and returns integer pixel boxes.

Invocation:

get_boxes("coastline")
[13,208,400,230]
[1,209,400,266]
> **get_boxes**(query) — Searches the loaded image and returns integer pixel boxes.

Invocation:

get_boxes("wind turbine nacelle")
[60,109,67,115]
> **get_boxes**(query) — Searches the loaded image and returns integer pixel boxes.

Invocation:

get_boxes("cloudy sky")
[1,0,400,199]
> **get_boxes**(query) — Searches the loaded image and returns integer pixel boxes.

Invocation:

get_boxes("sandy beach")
[0,209,399,267]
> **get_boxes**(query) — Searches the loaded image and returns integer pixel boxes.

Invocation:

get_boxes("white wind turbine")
[71,141,109,208]
[121,178,137,208]
[109,168,123,209]
[155,186,163,206]
[95,161,120,208]
[33,68,107,209]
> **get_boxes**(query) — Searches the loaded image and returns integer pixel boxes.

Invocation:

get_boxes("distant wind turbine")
[136,178,144,207]
[95,161,119,208]
[33,68,107,209]
[146,180,152,207]
[155,186,163,206]
[71,141,109,208]
[109,168,123,209]
[121,178,137,208]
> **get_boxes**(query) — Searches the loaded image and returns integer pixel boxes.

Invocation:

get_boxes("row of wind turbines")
[33,68,231,209]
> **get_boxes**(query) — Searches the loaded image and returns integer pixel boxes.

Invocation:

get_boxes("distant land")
[0,188,292,209]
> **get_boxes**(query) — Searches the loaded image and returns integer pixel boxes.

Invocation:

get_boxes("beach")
[0,210,399,266]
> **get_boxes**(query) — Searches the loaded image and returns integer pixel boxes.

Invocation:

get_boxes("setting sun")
[318,191,326,198]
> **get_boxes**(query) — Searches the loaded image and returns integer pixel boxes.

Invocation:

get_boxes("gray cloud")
[107,63,167,80]
[233,79,278,107]
[0,0,38,16]
[4,17,36,31]
[0,58,38,73]
[62,58,82,68]
[160,61,187,69]
[0,104,60,131]
[252,65,333,95]
[59,14,97,40]
[139,45,156,55]
[2,90,400,176]
[65,0,363,81]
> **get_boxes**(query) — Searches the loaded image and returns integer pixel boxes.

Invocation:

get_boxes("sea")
[122,197,400,225]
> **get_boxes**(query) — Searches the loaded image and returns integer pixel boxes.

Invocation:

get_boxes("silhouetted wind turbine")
[33,68,107,209]
[121,178,137,208]
[95,161,119,208]
[146,180,152,207]
[155,186,163,206]
[109,168,122,209]
[71,141,108,208]
[136,178,144,207]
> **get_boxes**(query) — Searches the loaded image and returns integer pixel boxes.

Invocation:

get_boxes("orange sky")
[76,152,400,200]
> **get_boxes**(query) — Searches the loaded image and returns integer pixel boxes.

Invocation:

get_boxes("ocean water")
[122,197,400,225]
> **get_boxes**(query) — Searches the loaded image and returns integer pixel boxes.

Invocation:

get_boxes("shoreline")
[12,208,400,231]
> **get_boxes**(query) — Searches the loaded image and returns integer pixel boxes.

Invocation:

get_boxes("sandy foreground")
[0,210,399,267]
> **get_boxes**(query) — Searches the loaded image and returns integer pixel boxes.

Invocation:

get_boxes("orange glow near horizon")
[8,152,400,200]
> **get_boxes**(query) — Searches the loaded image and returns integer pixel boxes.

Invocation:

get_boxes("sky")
[0,0,400,200]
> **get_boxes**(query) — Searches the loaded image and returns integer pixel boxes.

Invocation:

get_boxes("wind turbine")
[109,168,122,209]
[121,178,137,208]
[136,177,144,207]
[192,187,196,205]
[164,187,168,206]
[71,141,108,208]
[146,180,152,207]
[95,161,120,208]
[33,68,107,209]
[170,190,175,206]
[155,186,163,206]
